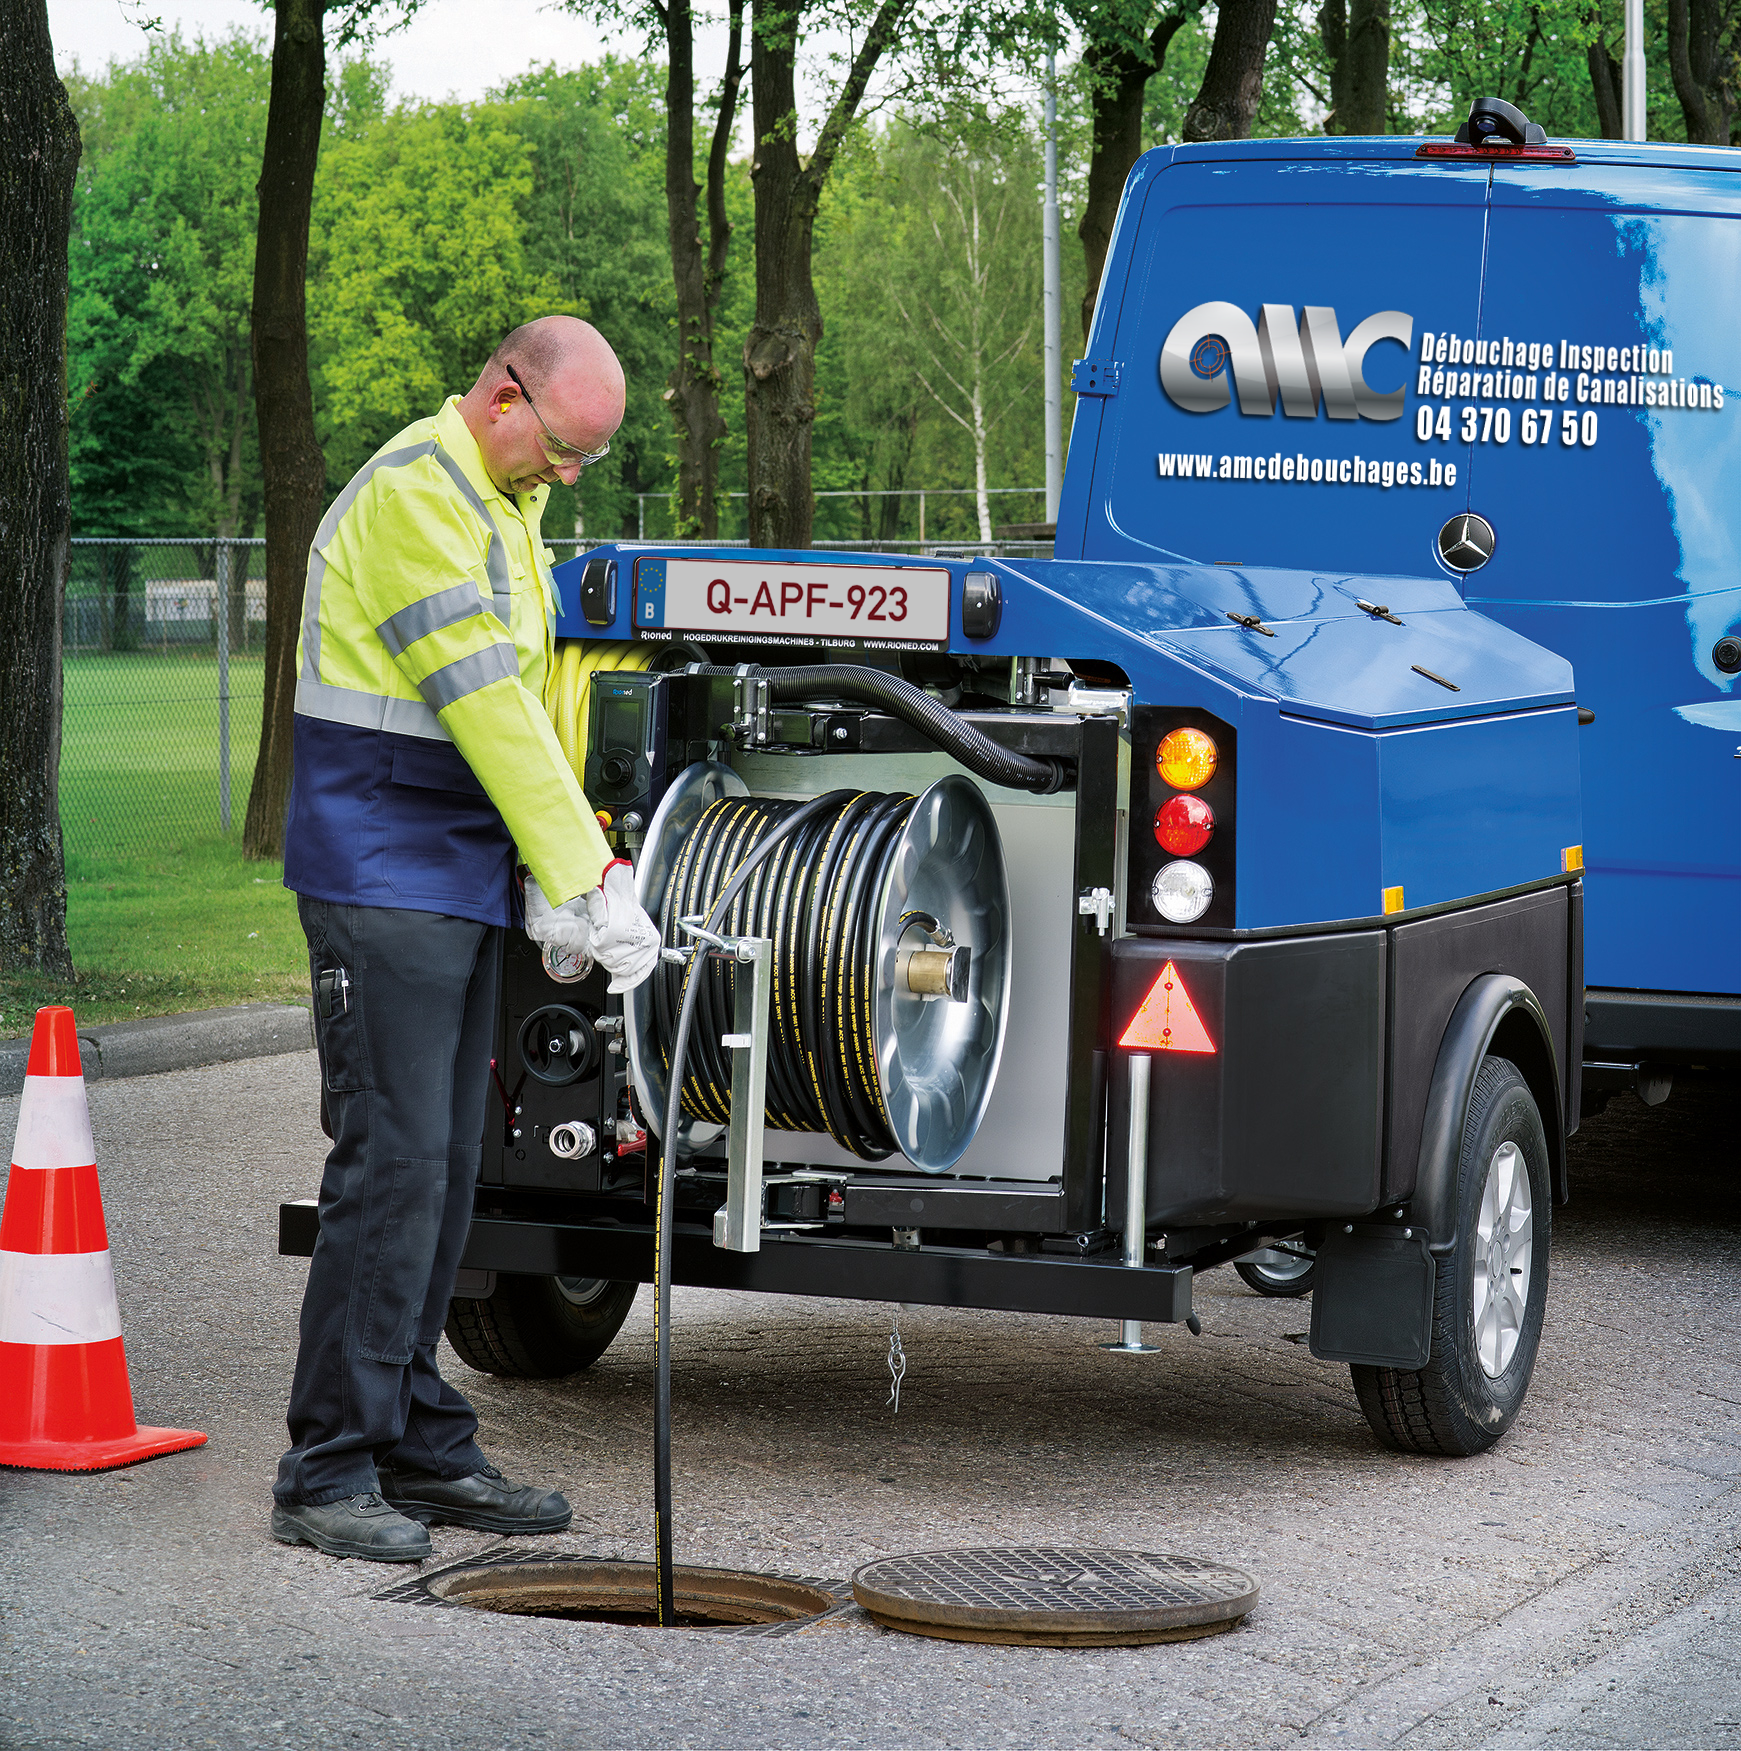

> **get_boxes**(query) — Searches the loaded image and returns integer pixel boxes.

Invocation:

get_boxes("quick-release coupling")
[548,1121,598,1161]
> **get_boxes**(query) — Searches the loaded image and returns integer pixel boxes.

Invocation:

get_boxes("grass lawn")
[1,651,308,1040]
[59,649,264,860]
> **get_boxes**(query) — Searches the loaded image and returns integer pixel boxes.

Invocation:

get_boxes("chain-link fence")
[61,529,1056,864]
[63,539,267,863]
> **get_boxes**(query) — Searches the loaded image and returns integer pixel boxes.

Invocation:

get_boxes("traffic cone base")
[0,1007,206,1472]
[0,1335,206,1471]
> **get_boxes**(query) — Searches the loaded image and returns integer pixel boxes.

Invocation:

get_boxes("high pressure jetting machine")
[286,111,1741,1473]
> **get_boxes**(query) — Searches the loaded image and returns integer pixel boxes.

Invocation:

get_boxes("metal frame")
[276,1200,1194,1323]
[715,934,772,1252]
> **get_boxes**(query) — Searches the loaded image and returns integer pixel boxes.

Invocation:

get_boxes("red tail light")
[1155,794,1214,856]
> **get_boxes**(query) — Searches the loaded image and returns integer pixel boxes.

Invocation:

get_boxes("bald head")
[462,315,626,494]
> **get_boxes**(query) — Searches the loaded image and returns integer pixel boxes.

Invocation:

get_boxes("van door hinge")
[1071,359,1123,397]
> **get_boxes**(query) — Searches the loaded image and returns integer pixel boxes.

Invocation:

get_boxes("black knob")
[1714,635,1741,674]
[599,752,635,786]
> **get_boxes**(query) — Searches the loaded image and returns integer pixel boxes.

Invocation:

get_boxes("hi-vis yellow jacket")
[283,397,611,926]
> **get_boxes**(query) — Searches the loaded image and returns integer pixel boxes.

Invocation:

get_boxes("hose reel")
[625,762,1011,1172]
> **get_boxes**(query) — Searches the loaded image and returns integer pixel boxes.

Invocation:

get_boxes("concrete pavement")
[0,1051,1736,1750]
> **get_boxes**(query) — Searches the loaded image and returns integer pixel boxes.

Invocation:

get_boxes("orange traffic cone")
[0,1006,206,1470]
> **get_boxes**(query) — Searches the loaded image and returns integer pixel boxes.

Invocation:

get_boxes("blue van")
[1064,120,1740,1093]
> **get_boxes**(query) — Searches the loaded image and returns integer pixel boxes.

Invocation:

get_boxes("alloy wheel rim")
[1472,1140,1533,1377]
[1242,1246,1314,1285]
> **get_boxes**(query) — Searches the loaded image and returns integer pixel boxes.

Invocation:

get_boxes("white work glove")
[523,876,594,984]
[584,859,661,993]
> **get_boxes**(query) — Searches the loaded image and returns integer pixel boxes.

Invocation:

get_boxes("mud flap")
[1308,1224,1435,1370]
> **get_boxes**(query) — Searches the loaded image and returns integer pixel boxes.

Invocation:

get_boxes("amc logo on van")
[1160,302,1414,422]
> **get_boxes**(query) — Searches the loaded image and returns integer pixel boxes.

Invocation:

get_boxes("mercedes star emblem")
[1438,512,1496,572]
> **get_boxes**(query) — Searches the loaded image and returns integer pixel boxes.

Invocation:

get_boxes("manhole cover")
[377,1549,850,1636]
[851,1546,1258,1646]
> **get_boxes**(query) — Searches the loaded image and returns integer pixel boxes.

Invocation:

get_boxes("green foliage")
[814,112,1040,539]
[65,32,273,536]
[809,104,1076,543]
[1141,14,1214,139]
[489,60,679,539]
[309,101,574,483]
[1253,0,1693,141]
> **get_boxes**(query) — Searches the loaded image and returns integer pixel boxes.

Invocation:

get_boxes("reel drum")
[626,764,1010,1172]
[873,776,1010,1169]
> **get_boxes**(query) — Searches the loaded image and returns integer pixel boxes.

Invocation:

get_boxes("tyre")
[1353,1055,1550,1456]
[444,1275,638,1379]
[1235,1242,1316,1297]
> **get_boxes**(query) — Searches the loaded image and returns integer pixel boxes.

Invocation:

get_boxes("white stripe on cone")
[11,1075,96,1171]
[0,1249,123,1345]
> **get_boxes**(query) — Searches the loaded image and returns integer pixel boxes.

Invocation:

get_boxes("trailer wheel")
[444,1275,638,1379]
[1353,1055,1550,1456]
[1235,1244,1316,1297]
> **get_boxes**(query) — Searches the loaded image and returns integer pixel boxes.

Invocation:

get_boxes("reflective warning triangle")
[1118,960,1216,1053]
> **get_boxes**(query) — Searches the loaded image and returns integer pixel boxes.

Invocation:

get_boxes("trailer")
[283,102,1737,1456]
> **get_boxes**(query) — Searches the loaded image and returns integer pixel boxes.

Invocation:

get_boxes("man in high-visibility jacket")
[271,315,659,1563]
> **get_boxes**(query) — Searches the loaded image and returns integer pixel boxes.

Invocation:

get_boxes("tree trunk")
[876,409,918,541]
[1587,29,1623,139]
[1077,11,1190,343]
[1511,7,1545,110]
[0,0,80,979]
[1323,0,1389,134]
[744,0,821,549]
[1666,0,1735,145]
[744,0,907,548]
[244,0,328,860]
[1182,0,1279,141]
[664,0,743,538]
[972,381,991,543]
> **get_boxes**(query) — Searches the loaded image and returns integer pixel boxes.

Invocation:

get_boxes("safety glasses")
[503,364,611,469]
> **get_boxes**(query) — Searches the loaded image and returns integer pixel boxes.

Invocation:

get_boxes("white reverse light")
[1151,860,1213,923]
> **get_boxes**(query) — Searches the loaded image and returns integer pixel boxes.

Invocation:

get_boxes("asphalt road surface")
[2,1051,1737,1750]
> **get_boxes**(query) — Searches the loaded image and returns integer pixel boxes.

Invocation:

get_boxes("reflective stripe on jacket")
[284,397,611,925]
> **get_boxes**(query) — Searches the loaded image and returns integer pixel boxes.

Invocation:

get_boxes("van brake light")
[1415,142,1577,164]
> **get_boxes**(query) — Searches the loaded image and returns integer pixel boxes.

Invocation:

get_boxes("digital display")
[600,696,644,757]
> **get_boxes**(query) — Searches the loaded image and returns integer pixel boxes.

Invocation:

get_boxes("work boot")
[271,1492,432,1562]
[379,1461,572,1534]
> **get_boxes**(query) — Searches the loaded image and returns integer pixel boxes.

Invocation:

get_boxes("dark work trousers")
[275,898,502,1507]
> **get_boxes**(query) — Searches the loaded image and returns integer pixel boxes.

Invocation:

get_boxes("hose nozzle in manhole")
[851,1547,1259,1647]
[389,1555,844,1633]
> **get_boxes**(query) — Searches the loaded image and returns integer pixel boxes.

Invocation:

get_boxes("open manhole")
[851,1546,1259,1647]
[378,1549,850,1636]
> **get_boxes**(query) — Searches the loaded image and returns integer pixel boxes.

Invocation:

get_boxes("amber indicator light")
[1156,727,1218,790]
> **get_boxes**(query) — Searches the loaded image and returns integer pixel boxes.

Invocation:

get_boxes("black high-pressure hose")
[651,790,851,1626]
[689,663,1070,794]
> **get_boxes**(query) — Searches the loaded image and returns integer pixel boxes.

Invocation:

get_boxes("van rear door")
[1070,147,1486,579]
[1468,161,1741,997]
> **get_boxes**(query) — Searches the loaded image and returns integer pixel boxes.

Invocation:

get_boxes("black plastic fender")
[1410,973,1565,1252]
[1309,972,1562,1370]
